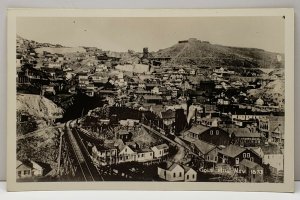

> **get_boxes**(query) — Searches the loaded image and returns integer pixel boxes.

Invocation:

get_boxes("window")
[150,153,152,156]
[142,154,144,157]
[24,170,30,175]
[247,153,250,158]
[192,174,195,179]
[216,130,219,135]
[207,155,210,160]
[187,175,189,180]
[125,148,127,153]
[235,158,239,165]
[18,171,21,177]
[215,156,218,161]
[179,172,182,177]
[243,153,246,158]
[210,130,213,135]
[173,173,176,178]
[160,151,162,155]
[250,157,254,162]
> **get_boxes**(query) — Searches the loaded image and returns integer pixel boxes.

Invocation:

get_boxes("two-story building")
[151,143,169,158]
[218,144,262,167]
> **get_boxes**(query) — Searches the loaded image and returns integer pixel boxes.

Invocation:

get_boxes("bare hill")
[17,94,64,122]
[35,46,86,55]
[153,39,284,69]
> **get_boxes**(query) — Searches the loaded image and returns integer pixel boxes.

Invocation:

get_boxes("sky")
[17,16,285,53]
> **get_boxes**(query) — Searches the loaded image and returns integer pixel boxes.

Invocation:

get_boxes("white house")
[136,148,154,162]
[118,145,137,163]
[263,153,284,173]
[119,119,139,127]
[157,162,185,181]
[261,146,284,173]
[91,144,118,166]
[183,166,197,182]
[151,86,161,95]
[151,144,169,158]
[158,162,197,182]
[255,98,264,106]
[16,160,43,179]
[31,161,43,176]
[16,160,32,179]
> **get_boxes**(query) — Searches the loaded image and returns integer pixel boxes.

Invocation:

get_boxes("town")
[16,36,285,183]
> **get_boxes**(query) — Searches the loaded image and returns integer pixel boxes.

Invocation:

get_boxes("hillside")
[35,46,86,55]
[153,39,284,69]
[17,94,64,123]
[247,79,284,106]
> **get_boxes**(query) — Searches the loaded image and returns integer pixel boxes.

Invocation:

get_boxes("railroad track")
[141,123,203,159]
[65,121,95,181]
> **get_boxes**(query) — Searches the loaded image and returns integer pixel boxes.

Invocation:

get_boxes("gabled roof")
[159,161,183,171]
[182,165,195,173]
[219,144,246,158]
[153,143,168,150]
[16,160,23,168]
[193,140,217,155]
[188,125,210,135]
[161,109,176,119]
[240,159,259,169]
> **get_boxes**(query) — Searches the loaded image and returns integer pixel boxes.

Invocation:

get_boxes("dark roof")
[161,109,176,119]
[240,159,259,169]
[188,125,210,135]
[219,144,246,158]
[137,148,152,153]
[193,140,217,155]
[226,127,261,138]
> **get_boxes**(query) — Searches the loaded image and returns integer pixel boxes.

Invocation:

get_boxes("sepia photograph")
[7,9,294,192]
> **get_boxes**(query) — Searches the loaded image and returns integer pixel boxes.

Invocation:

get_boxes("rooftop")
[219,144,246,158]
[240,159,259,169]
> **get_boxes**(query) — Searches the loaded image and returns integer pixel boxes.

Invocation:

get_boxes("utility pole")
[57,128,64,177]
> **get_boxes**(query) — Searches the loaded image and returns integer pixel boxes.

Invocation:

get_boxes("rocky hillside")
[17,94,64,130]
[247,79,285,106]
[153,39,284,69]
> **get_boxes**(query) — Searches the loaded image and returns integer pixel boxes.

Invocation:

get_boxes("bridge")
[57,121,104,181]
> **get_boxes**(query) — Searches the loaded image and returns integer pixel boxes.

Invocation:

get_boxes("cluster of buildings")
[177,112,284,182]
[91,140,169,166]
[16,37,285,183]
